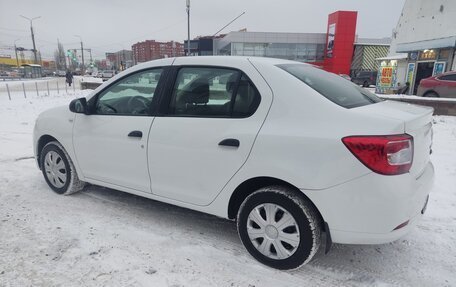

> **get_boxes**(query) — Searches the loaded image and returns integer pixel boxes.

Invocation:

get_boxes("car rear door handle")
[218,138,240,148]
[128,130,143,138]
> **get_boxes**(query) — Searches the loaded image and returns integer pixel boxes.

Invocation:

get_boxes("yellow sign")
[379,66,393,87]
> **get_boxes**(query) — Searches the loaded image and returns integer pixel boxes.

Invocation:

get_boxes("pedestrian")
[66,70,73,87]
[397,82,410,95]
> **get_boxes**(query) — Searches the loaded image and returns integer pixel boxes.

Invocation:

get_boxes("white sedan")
[33,56,434,270]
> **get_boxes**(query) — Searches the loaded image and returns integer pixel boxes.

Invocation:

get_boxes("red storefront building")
[323,11,358,75]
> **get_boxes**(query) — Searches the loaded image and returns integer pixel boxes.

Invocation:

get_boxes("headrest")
[226,73,238,93]
[181,80,210,104]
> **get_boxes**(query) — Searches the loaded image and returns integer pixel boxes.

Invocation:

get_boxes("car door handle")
[128,130,143,138]
[218,138,240,148]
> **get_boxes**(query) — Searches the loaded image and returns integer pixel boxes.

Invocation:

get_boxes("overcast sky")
[0,0,405,60]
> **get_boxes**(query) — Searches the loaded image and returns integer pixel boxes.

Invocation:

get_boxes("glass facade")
[230,42,325,62]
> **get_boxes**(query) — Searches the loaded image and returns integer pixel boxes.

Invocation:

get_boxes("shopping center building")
[186,11,390,77]
[377,0,456,94]
[214,31,326,64]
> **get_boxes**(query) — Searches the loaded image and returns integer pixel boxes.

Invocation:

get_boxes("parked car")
[33,56,434,270]
[101,70,115,81]
[42,69,55,77]
[417,71,456,98]
[352,70,378,87]
[57,70,66,77]
[339,74,351,81]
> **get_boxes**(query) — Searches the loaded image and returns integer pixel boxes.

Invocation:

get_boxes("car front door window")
[95,68,163,115]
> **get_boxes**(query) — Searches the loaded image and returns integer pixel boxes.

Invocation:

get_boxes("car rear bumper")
[304,161,434,244]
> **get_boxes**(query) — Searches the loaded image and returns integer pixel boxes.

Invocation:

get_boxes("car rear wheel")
[40,141,86,195]
[363,81,369,87]
[237,186,321,270]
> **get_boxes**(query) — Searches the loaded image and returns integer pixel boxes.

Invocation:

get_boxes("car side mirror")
[69,97,89,114]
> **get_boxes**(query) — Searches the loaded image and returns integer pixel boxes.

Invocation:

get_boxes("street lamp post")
[19,15,41,64]
[38,45,46,66]
[14,38,21,67]
[75,35,85,72]
[186,0,190,56]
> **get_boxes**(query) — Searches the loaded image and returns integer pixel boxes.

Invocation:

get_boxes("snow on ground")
[0,91,455,287]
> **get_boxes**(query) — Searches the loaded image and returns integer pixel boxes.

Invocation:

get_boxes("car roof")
[128,56,309,73]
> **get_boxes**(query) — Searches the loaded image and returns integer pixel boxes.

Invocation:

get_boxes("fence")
[379,95,456,116]
[0,77,84,100]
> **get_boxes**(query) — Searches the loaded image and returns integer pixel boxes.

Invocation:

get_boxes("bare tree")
[53,42,66,70]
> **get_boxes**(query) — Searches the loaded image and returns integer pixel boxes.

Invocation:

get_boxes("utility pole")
[75,35,85,72]
[86,48,93,65]
[14,38,21,67]
[20,15,40,64]
[186,0,190,56]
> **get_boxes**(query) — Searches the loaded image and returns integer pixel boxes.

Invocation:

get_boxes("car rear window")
[277,64,382,108]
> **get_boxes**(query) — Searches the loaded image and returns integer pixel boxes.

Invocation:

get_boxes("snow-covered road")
[0,91,455,287]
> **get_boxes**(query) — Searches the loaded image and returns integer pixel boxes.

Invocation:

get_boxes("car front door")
[436,73,456,98]
[73,67,166,193]
[148,63,272,206]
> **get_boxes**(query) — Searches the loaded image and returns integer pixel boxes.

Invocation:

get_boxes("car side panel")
[205,60,405,218]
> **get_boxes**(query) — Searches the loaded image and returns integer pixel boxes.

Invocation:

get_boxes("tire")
[237,186,321,270]
[363,81,369,88]
[40,141,85,195]
[424,91,439,98]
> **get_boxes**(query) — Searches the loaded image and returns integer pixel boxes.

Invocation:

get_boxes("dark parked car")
[352,71,378,87]
[339,74,351,81]
[417,71,456,98]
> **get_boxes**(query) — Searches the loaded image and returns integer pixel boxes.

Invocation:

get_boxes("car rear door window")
[278,64,381,108]
[168,67,260,117]
[232,74,261,117]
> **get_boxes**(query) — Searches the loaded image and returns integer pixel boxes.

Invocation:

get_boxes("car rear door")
[147,58,272,205]
[73,66,167,193]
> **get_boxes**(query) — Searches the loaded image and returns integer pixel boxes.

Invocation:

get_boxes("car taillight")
[342,134,413,175]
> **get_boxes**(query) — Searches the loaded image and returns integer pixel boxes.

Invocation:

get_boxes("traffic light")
[67,50,78,62]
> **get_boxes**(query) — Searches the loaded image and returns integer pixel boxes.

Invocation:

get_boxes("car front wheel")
[424,91,439,97]
[237,186,321,270]
[40,141,85,195]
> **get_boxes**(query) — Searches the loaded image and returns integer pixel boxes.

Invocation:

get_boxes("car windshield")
[278,64,382,108]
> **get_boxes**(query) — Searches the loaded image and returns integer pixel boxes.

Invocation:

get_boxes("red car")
[417,71,456,98]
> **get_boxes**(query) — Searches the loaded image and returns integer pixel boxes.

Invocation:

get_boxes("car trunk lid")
[354,100,433,178]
